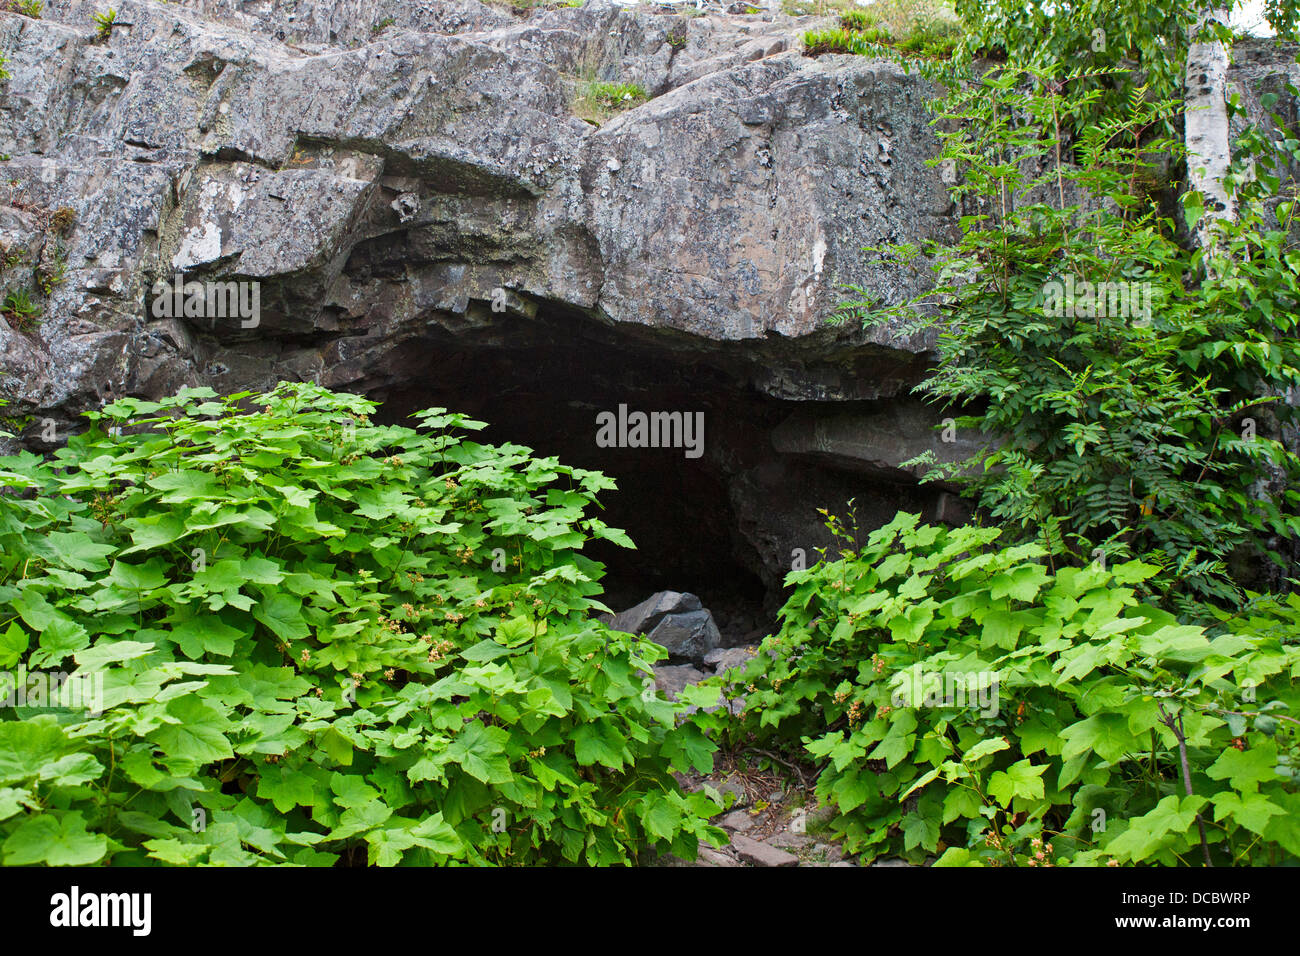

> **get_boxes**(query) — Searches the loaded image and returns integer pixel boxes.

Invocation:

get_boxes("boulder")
[645,608,721,663]
[704,645,757,676]
[730,833,799,867]
[652,663,707,700]
[718,809,756,832]
[608,590,702,636]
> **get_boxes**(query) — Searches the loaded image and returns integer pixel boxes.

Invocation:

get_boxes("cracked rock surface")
[0,0,957,432]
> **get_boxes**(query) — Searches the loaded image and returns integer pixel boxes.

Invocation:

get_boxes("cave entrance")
[370,312,781,645]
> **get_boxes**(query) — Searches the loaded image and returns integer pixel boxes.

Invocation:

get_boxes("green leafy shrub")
[698,512,1300,865]
[0,383,722,865]
[838,66,1300,615]
[950,0,1300,135]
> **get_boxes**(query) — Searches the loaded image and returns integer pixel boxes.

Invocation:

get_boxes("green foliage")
[490,0,582,14]
[1267,0,1300,38]
[950,0,1300,135]
[5,0,43,17]
[91,7,116,39]
[697,513,1300,865]
[2,288,39,331]
[839,7,878,30]
[584,82,647,112]
[0,383,722,865]
[953,0,1191,132]
[804,26,879,54]
[838,65,1300,615]
[571,80,648,125]
[37,243,66,296]
[804,0,960,59]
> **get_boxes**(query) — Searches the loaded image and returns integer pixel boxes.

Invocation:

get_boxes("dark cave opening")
[371,336,773,641]
[367,309,946,645]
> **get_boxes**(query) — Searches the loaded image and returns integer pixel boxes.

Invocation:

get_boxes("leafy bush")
[0,383,722,865]
[838,66,1300,615]
[698,513,1300,865]
[950,0,1300,135]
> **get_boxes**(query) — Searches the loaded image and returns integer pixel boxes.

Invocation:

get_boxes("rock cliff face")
[0,1,1294,609]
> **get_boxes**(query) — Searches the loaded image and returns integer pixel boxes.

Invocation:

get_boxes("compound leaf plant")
[695,512,1300,866]
[0,383,724,866]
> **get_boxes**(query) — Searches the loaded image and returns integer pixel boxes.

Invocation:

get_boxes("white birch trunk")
[1184,3,1236,252]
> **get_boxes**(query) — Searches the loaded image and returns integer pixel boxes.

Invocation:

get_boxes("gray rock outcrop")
[0,0,951,426]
